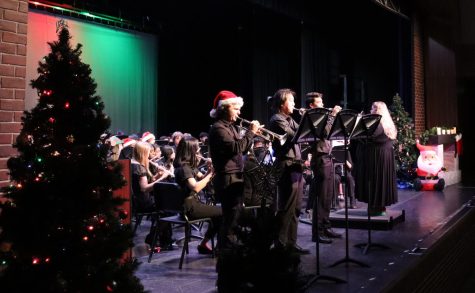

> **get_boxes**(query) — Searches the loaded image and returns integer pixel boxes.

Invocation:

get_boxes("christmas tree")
[389,93,417,184]
[0,23,144,292]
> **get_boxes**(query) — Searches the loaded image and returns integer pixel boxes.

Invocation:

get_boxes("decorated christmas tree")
[389,93,417,185]
[0,23,144,292]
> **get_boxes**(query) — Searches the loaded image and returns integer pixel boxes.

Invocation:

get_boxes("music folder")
[292,108,331,144]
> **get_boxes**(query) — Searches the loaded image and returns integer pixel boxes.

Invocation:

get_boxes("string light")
[64,101,70,109]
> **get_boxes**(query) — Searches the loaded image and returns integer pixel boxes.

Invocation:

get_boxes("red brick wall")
[412,12,426,136]
[0,0,27,187]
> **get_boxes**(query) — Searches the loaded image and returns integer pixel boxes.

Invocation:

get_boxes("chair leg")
[179,224,189,269]
[210,221,215,258]
[147,220,160,263]
[133,215,143,234]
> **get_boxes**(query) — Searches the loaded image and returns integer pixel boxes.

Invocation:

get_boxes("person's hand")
[331,105,342,116]
[249,120,261,134]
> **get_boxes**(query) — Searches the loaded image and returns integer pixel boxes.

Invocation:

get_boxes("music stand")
[293,108,346,287]
[327,110,369,268]
[351,114,390,255]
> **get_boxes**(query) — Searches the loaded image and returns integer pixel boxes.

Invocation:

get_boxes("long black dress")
[354,123,397,209]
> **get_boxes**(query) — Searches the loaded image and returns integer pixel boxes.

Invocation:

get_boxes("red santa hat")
[122,138,136,148]
[416,140,437,152]
[141,131,155,142]
[108,136,122,147]
[209,90,243,118]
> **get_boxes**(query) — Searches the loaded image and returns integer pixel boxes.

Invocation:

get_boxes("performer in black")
[305,92,343,243]
[208,90,260,248]
[268,88,308,254]
[354,101,398,215]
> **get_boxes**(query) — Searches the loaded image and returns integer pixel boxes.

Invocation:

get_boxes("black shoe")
[312,234,332,244]
[290,244,310,255]
[323,228,342,238]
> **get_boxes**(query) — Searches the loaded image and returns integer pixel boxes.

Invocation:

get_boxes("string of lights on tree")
[0,20,144,292]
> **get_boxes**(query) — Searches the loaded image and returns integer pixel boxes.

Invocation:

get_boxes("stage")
[133,183,475,293]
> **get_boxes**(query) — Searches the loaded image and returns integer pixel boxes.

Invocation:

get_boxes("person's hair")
[174,136,201,169]
[305,92,322,108]
[133,141,152,177]
[199,132,208,139]
[372,101,397,140]
[161,145,175,168]
[215,103,234,119]
[269,88,296,113]
[172,131,183,140]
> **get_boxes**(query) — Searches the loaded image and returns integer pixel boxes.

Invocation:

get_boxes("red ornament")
[118,209,128,220]
[64,102,70,109]
[42,89,52,96]
[48,117,55,123]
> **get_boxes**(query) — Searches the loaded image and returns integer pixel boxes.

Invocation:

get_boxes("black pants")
[274,161,304,247]
[214,173,244,247]
[312,155,334,236]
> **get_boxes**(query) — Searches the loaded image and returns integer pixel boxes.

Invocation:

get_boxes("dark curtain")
[425,37,458,128]
[250,8,301,124]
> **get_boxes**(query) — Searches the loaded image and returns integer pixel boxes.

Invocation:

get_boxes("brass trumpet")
[236,117,288,146]
[293,108,307,115]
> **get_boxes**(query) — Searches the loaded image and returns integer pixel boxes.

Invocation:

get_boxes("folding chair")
[148,182,215,269]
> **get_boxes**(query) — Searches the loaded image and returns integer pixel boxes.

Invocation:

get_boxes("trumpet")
[294,107,337,116]
[236,117,288,146]
[293,108,307,115]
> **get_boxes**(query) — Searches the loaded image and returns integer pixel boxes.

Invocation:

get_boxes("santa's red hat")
[122,138,136,148]
[108,136,122,147]
[210,90,243,118]
[416,140,437,152]
[141,131,155,142]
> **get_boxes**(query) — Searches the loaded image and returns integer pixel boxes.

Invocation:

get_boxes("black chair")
[131,193,158,234]
[148,182,215,269]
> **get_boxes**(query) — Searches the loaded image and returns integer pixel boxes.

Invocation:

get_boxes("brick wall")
[412,12,426,136]
[0,0,27,187]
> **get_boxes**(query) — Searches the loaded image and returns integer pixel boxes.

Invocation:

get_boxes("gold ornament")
[66,135,75,143]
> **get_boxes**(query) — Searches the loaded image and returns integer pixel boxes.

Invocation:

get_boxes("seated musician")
[130,141,173,250]
[174,136,222,254]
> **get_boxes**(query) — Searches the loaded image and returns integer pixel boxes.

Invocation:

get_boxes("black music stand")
[351,114,390,255]
[293,108,346,287]
[327,110,369,268]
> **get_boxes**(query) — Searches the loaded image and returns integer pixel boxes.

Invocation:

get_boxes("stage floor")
[133,183,475,293]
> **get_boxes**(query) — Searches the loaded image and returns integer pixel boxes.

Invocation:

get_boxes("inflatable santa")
[413,140,445,191]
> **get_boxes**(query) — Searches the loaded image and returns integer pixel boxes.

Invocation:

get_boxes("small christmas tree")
[0,23,144,292]
[389,93,417,184]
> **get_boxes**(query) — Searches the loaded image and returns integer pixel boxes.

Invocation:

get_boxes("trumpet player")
[268,88,309,254]
[208,90,261,249]
[306,91,343,244]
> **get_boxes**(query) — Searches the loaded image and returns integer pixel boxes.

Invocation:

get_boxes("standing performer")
[355,101,397,215]
[268,88,308,254]
[208,90,260,248]
[305,92,342,243]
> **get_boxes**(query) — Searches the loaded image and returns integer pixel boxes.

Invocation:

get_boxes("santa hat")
[141,131,155,142]
[122,138,136,148]
[108,136,122,147]
[209,90,243,118]
[416,140,437,152]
